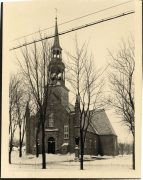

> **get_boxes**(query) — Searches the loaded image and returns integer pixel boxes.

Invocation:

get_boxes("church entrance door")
[48,137,55,154]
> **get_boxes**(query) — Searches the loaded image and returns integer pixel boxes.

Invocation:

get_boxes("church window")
[64,125,69,139]
[49,113,54,127]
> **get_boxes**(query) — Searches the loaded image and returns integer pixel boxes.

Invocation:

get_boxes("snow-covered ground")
[4,150,139,178]
[10,151,132,170]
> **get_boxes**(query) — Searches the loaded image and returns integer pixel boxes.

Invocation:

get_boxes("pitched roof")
[87,123,98,134]
[90,109,117,136]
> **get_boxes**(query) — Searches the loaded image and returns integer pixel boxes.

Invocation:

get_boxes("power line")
[10,10,135,51]
[11,0,134,42]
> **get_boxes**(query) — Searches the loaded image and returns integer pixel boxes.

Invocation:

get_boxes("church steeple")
[51,17,62,59]
[52,17,62,50]
[49,17,65,86]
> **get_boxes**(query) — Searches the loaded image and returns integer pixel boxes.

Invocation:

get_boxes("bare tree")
[16,37,51,169]
[118,142,132,155]
[14,81,27,157]
[118,143,126,156]
[35,110,41,158]
[9,74,28,159]
[108,37,135,169]
[66,37,105,170]
[9,75,19,163]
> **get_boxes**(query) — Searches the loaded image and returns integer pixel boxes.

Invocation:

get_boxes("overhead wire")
[11,0,134,42]
[10,10,135,51]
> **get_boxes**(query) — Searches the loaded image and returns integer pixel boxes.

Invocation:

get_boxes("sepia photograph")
[1,0,142,178]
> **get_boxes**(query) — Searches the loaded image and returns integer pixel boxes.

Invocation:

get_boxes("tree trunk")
[41,113,46,169]
[9,150,11,164]
[132,137,135,170]
[9,109,12,164]
[80,129,84,170]
[19,126,22,157]
[9,143,13,164]
[36,131,39,158]
[19,141,22,157]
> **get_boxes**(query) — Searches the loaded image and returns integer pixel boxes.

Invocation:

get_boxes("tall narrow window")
[64,125,69,139]
[49,113,54,127]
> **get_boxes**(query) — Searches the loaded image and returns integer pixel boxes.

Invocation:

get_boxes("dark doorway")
[48,137,55,154]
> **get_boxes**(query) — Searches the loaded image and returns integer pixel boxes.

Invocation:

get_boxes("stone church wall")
[43,102,71,153]
[69,113,75,153]
[26,116,36,154]
[84,132,99,155]
[99,135,118,156]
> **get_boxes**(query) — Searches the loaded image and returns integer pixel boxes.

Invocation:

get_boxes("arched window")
[57,50,59,55]
[49,113,54,127]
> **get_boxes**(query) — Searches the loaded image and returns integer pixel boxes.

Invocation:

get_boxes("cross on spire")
[55,8,57,19]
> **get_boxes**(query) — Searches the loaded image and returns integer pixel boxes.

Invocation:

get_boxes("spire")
[51,17,62,50]
[49,15,65,85]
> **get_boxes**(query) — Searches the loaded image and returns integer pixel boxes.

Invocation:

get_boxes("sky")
[3,0,137,143]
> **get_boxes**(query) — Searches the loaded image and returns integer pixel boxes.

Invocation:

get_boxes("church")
[25,17,118,156]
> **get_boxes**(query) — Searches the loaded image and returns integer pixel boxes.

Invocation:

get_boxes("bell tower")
[49,17,65,86]
[48,17,69,107]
